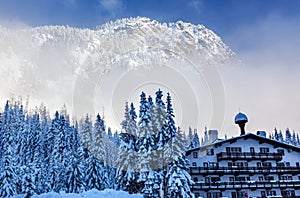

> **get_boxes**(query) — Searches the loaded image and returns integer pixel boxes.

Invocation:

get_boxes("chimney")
[257,131,266,138]
[208,130,218,143]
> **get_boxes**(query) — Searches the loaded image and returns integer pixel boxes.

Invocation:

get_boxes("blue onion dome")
[234,112,248,124]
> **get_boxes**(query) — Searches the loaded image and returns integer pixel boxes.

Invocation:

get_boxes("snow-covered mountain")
[0,17,235,119]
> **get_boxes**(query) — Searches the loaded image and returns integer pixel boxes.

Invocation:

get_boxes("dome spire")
[234,112,248,135]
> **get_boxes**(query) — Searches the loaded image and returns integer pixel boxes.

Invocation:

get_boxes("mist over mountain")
[0,17,235,131]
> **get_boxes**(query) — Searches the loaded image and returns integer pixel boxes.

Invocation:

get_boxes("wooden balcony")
[216,152,283,161]
[190,166,300,175]
[192,180,300,191]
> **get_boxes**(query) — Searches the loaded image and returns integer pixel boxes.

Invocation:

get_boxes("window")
[257,162,262,167]
[211,177,220,182]
[260,147,269,153]
[277,149,284,155]
[193,177,198,182]
[207,192,212,198]
[267,191,276,196]
[296,162,299,167]
[195,193,200,198]
[250,147,255,153]
[205,177,210,183]
[231,147,242,153]
[262,162,271,167]
[209,162,218,168]
[228,162,233,167]
[207,148,214,155]
[277,162,285,167]
[230,177,234,181]
[286,162,290,167]
[203,162,208,168]
[259,176,264,181]
[280,176,287,180]
[192,162,197,167]
[193,152,198,158]
[226,147,231,153]
[261,191,266,197]
[212,192,222,198]
[281,190,295,197]
[207,192,222,198]
[235,176,246,181]
[264,176,274,181]
[236,162,244,167]
[287,176,292,180]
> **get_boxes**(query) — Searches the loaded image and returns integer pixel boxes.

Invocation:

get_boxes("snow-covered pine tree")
[46,111,62,191]
[154,89,167,144]
[165,93,176,139]
[65,154,86,193]
[80,114,93,158]
[278,130,284,143]
[93,114,106,163]
[98,120,118,189]
[188,130,200,150]
[51,114,70,192]
[204,127,208,145]
[84,114,107,191]
[142,171,161,198]
[187,127,194,147]
[136,92,161,196]
[292,130,297,146]
[285,128,292,145]
[274,127,279,141]
[20,166,37,197]
[153,90,168,175]
[85,154,105,191]
[66,123,86,193]
[165,127,194,198]
[116,102,139,193]
[113,131,120,146]
[107,127,113,139]
[0,101,18,197]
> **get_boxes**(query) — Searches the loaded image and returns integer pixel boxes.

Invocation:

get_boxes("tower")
[234,112,248,135]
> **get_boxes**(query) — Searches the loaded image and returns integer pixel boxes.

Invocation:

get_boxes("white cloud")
[99,0,124,15]
[189,0,202,12]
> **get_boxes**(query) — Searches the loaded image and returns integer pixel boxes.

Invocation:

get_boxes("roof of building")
[186,132,300,155]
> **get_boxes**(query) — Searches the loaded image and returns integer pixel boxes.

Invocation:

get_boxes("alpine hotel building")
[186,112,300,198]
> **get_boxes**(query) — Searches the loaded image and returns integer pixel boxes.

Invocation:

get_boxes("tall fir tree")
[285,128,292,145]
[0,102,18,197]
[165,127,194,198]
[116,102,139,193]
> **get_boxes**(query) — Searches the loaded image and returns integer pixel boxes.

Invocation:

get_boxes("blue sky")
[0,0,299,37]
[1,0,300,53]
[0,0,300,134]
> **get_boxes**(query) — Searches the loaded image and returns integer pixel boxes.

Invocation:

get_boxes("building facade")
[186,113,300,198]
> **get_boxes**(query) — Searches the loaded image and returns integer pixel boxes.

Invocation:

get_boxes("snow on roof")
[186,132,300,154]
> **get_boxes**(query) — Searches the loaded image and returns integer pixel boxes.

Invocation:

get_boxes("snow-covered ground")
[29,189,142,198]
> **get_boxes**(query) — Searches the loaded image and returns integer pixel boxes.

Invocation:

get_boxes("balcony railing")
[217,152,283,161]
[192,180,300,190]
[190,166,300,175]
